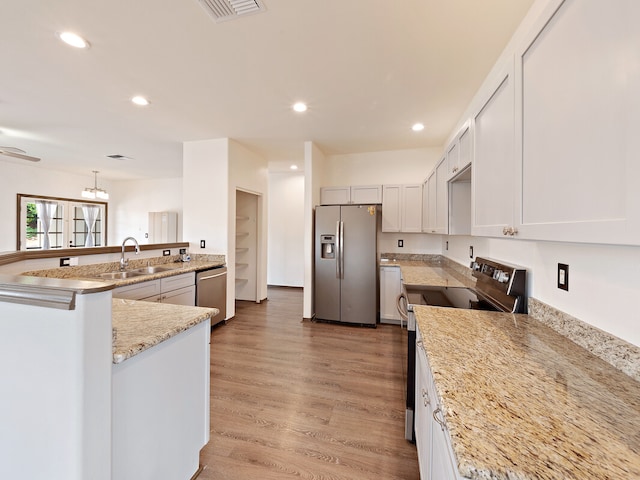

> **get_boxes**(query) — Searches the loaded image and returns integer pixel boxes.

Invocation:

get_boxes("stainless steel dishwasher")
[196,266,227,326]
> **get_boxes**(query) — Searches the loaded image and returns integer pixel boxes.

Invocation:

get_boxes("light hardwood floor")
[197,286,420,480]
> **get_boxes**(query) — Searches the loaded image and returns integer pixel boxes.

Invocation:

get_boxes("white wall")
[268,172,304,287]
[303,141,327,318]
[228,139,269,303]
[183,139,229,255]
[0,161,113,252]
[445,236,640,347]
[109,177,183,244]
[324,147,441,185]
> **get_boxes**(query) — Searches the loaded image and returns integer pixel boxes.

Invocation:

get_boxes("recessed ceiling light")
[131,96,150,106]
[57,31,90,49]
[293,102,307,113]
[412,123,425,132]
[290,165,298,170]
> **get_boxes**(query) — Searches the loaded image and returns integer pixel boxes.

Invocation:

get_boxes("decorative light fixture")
[412,123,425,132]
[82,171,109,200]
[57,31,90,49]
[292,102,307,113]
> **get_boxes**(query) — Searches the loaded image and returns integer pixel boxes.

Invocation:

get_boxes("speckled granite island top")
[112,299,218,364]
[414,306,640,479]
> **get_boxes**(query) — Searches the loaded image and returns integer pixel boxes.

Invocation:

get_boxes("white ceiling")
[0,0,534,180]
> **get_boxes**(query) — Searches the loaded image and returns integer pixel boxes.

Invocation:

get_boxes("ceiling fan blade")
[0,150,41,162]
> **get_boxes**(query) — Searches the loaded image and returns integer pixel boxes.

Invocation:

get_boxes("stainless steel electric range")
[399,257,527,442]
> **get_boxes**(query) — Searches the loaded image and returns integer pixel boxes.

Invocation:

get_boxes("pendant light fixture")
[82,171,109,200]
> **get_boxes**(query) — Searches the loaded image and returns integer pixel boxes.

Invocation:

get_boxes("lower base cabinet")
[113,272,196,306]
[112,320,210,480]
[415,328,460,479]
[380,266,402,324]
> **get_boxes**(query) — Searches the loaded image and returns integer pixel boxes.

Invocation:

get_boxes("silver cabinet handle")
[335,221,341,279]
[433,407,446,430]
[421,387,430,406]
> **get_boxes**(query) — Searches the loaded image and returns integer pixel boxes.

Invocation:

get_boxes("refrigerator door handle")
[339,221,345,279]
[335,220,341,279]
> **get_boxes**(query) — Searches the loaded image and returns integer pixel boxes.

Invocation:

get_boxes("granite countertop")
[380,256,474,289]
[112,298,218,364]
[22,254,225,287]
[414,306,640,479]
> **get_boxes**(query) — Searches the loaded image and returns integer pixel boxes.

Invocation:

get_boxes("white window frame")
[17,194,108,250]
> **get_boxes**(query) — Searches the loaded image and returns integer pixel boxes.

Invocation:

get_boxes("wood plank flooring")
[197,286,420,480]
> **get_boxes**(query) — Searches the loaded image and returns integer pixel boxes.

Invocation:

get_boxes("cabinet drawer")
[161,285,195,306]
[113,280,161,300]
[160,272,195,292]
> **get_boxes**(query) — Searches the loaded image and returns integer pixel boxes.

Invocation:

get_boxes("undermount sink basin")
[129,265,177,275]
[96,271,145,280]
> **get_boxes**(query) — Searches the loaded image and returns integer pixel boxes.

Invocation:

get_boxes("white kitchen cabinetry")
[113,272,196,306]
[471,58,516,238]
[423,172,437,233]
[415,328,460,480]
[422,157,449,234]
[512,0,640,245]
[447,124,472,181]
[320,185,382,205]
[379,265,402,324]
[382,184,422,233]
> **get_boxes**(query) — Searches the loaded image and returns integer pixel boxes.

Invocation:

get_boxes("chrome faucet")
[120,237,140,270]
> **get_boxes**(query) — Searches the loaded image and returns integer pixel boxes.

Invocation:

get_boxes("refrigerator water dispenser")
[320,235,335,259]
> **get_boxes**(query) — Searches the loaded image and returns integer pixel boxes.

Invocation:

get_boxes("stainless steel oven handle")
[396,292,408,321]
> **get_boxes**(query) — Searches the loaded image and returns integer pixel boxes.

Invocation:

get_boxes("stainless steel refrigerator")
[314,204,377,326]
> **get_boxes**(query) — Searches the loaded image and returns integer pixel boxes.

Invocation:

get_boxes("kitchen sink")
[95,271,145,280]
[129,265,177,274]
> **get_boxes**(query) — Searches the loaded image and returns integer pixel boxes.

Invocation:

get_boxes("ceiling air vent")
[196,0,266,23]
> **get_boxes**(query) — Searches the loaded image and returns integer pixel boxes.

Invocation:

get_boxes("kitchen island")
[0,273,218,480]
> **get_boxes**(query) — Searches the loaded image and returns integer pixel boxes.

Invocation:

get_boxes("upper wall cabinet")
[422,156,449,235]
[471,58,515,238]
[512,0,640,245]
[320,185,382,205]
[446,123,472,181]
[382,184,422,233]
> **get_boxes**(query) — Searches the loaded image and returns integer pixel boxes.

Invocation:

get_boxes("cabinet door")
[471,59,515,237]
[402,184,423,233]
[458,126,471,172]
[350,185,382,204]
[434,158,449,234]
[320,187,350,205]
[421,178,430,233]
[514,0,640,245]
[427,172,437,233]
[160,272,195,292]
[381,185,401,232]
[161,285,196,306]
[414,339,431,479]
[379,266,402,322]
[446,141,459,180]
[113,279,161,300]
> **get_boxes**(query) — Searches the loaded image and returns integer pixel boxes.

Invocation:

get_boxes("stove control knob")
[498,271,510,283]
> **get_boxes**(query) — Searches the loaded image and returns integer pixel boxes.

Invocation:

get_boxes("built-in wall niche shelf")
[236,190,257,302]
